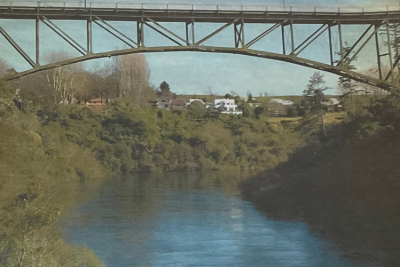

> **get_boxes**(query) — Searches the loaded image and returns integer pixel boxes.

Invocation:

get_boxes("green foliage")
[187,100,206,118]
[0,82,16,117]
[254,106,264,119]
[30,97,304,174]
[0,87,307,266]
[224,93,234,99]
[300,71,329,140]
[241,96,400,262]
[0,111,106,267]
[159,81,171,96]
[238,101,254,118]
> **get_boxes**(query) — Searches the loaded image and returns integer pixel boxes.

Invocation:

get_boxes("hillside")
[240,96,400,265]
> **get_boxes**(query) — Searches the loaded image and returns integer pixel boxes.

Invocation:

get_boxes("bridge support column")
[281,24,286,54]
[338,22,344,64]
[137,20,144,47]
[328,24,334,65]
[36,16,39,66]
[87,17,92,54]
[386,20,394,82]
[281,21,294,55]
[186,21,195,45]
[234,20,245,49]
[290,20,294,55]
[374,24,383,80]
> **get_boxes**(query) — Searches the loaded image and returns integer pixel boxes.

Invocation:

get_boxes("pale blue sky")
[0,0,398,96]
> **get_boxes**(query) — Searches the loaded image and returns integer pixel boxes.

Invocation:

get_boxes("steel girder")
[0,14,399,92]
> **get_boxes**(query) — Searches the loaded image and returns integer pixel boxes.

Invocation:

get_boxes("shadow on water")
[241,133,400,267]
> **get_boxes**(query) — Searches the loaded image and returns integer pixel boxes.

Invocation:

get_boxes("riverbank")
[0,83,304,265]
[35,98,304,174]
[0,111,107,265]
[240,96,400,265]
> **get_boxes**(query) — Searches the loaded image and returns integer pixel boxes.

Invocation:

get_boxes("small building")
[268,99,294,116]
[171,99,187,109]
[156,92,175,110]
[156,98,172,110]
[322,98,342,112]
[88,98,107,107]
[214,98,242,115]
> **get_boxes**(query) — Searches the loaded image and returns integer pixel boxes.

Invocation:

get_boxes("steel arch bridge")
[0,1,400,92]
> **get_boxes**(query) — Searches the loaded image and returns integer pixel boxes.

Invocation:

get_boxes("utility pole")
[283,0,286,10]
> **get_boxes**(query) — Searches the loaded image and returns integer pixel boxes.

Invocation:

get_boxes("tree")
[159,81,171,95]
[112,54,151,106]
[247,93,254,102]
[205,86,214,96]
[238,101,254,118]
[89,61,120,99]
[335,42,358,114]
[234,95,241,104]
[303,71,328,137]
[254,106,264,119]
[187,100,206,118]
[44,51,88,105]
[0,58,13,78]
[380,23,400,83]
[356,68,389,96]
[224,93,234,99]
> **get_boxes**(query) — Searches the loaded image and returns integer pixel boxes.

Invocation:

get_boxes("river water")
[61,172,354,267]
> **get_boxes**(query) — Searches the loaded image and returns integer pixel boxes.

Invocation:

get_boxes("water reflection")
[61,172,352,267]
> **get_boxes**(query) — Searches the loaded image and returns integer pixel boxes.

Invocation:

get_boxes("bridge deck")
[0,2,399,24]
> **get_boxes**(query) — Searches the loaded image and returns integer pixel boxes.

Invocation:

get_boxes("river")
[60,172,355,267]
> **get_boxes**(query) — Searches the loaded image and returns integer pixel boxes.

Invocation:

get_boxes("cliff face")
[240,127,400,266]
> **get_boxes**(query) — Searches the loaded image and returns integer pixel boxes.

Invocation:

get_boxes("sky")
[0,0,398,96]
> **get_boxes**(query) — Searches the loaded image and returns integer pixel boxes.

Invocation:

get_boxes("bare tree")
[112,54,150,106]
[357,68,390,96]
[230,90,238,96]
[205,86,214,95]
[0,58,12,78]
[44,52,88,104]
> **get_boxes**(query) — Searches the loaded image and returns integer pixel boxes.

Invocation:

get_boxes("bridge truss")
[0,2,400,92]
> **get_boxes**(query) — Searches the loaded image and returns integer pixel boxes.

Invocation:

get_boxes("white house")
[156,99,172,110]
[268,99,294,106]
[214,98,242,115]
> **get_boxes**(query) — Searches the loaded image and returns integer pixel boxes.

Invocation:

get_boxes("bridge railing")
[3,1,400,13]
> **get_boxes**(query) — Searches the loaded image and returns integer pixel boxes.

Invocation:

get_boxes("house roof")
[172,99,187,106]
[322,98,341,106]
[90,98,105,102]
[214,98,235,104]
[330,98,340,105]
[189,99,206,105]
[268,99,294,105]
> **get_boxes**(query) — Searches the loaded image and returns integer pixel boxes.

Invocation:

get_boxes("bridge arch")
[3,46,400,94]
